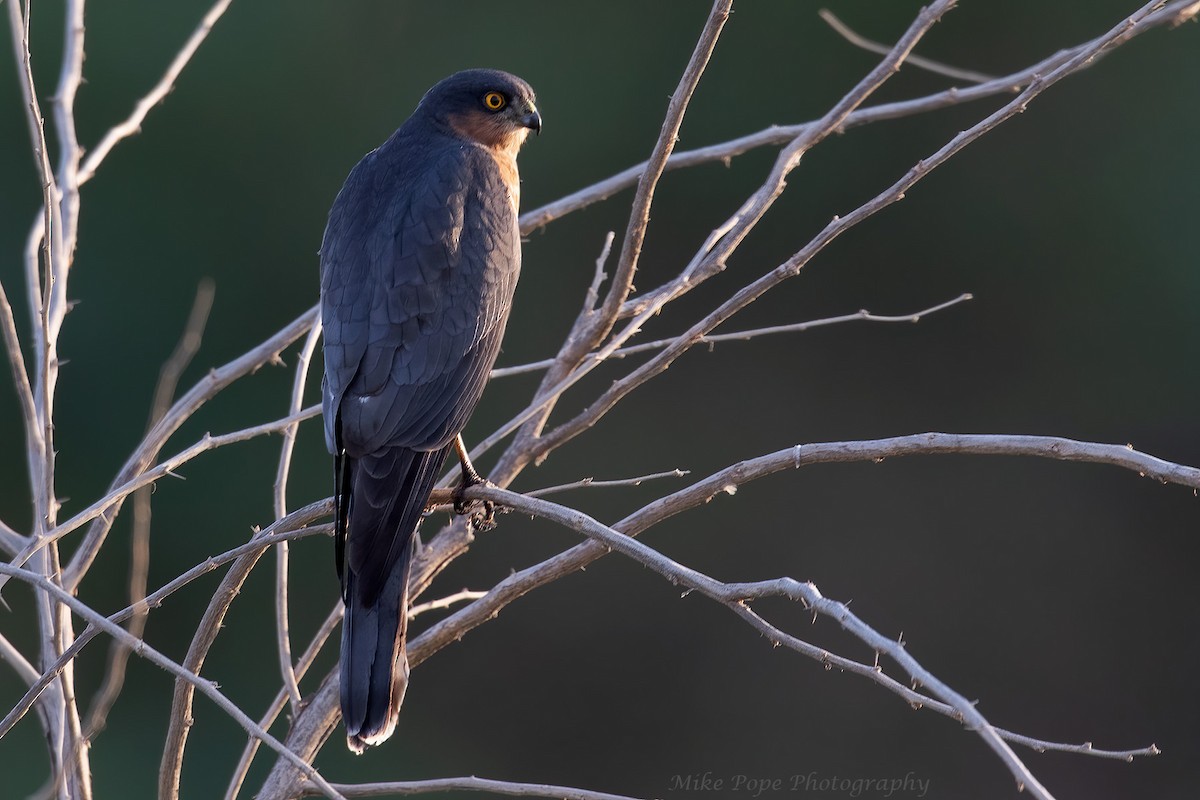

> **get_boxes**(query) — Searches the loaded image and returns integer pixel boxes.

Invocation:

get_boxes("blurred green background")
[2,1,1199,798]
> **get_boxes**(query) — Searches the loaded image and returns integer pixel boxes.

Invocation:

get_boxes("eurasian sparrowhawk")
[320,69,540,753]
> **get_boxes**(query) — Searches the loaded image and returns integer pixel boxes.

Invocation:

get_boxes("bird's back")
[320,125,522,459]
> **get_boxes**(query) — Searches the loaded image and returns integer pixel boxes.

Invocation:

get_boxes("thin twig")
[274,319,323,715]
[408,589,489,619]
[818,8,997,83]
[525,469,691,499]
[491,294,971,378]
[51,0,86,262]
[582,231,614,316]
[0,278,38,522]
[592,0,733,338]
[77,0,236,186]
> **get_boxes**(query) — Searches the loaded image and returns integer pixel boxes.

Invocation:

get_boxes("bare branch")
[0,630,39,687]
[418,428,1200,669]
[274,319,323,715]
[408,589,488,619]
[0,278,38,520]
[7,0,63,542]
[77,0,236,186]
[818,8,997,83]
[0,561,345,800]
[490,293,971,378]
[525,469,691,499]
[266,426,1189,792]
[305,777,646,800]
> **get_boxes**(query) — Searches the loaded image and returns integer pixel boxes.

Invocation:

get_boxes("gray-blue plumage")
[319,68,539,752]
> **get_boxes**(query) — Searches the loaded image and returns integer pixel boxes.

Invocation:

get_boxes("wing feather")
[321,138,520,457]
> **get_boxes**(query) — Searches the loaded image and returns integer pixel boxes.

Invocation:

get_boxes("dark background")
[2,2,1198,798]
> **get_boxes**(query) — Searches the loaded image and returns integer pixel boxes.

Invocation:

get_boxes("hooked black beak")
[521,107,542,135]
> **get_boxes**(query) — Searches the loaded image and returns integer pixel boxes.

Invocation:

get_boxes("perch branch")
[259,427,1186,792]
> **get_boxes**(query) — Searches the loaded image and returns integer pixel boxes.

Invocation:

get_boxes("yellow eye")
[483,92,506,111]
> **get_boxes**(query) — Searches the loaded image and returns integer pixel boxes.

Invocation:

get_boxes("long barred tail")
[337,444,451,753]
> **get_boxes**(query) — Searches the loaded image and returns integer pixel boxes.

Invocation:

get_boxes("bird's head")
[419,68,541,155]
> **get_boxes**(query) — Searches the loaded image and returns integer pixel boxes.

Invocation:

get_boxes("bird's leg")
[452,435,493,522]
[454,434,486,489]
